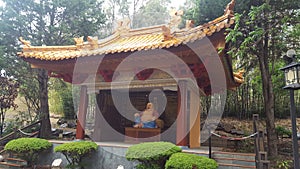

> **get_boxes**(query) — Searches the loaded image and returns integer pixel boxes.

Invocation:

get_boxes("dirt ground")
[218,117,296,168]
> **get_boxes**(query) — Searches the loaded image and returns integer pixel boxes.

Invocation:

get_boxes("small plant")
[165,152,218,169]
[4,138,52,167]
[54,140,98,169]
[276,160,292,169]
[275,126,292,138]
[126,142,182,169]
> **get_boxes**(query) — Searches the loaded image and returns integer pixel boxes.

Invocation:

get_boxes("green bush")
[4,138,52,166]
[54,141,98,169]
[126,142,182,169]
[165,153,218,169]
[275,125,292,138]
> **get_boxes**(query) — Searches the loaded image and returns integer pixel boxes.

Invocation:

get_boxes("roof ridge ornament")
[115,18,131,35]
[161,25,172,41]
[87,36,99,49]
[233,69,245,84]
[19,37,31,47]
[185,20,195,30]
[74,36,84,49]
[224,0,235,17]
[168,9,184,33]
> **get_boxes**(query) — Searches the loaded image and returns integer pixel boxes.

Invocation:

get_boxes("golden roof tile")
[18,0,235,61]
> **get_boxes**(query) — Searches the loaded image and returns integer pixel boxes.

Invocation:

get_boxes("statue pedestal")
[124,127,161,143]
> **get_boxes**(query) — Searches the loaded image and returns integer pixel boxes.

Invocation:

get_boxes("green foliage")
[126,142,182,169]
[225,0,299,156]
[275,126,292,138]
[0,0,107,137]
[0,77,19,136]
[276,160,292,169]
[165,152,218,169]
[4,138,52,166]
[49,78,75,119]
[54,141,98,169]
[183,0,230,26]
[183,0,257,26]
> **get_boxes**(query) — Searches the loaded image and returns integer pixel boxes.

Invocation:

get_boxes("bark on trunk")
[0,108,3,137]
[258,54,278,157]
[38,69,52,138]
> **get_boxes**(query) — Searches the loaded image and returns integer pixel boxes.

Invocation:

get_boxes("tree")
[103,0,131,35]
[49,78,75,119]
[226,0,300,156]
[0,31,40,123]
[0,76,19,136]
[131,0,144,28]
[183,0,262,26]
[132,0,171,28]
[0,0,106,138]
[183,0,231,26]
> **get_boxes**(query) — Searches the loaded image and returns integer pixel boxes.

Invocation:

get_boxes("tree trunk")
[258,53,278,157]
[0,108,3,137]
[38,69,52,138]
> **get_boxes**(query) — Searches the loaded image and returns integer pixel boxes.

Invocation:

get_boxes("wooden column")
[189,88,201,148]
[76,85,88,139]
[176,80,189,146]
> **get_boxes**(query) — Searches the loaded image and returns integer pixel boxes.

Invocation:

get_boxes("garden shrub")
[125,142,182,169]
[4,138,52,166]
[54,140,98,169]
[275,125,292,138]
[165,152,218,169]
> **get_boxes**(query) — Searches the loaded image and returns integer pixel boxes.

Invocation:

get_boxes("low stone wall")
[37,141,137,169]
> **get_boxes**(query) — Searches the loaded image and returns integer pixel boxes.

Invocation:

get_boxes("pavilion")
[17,0,243,148]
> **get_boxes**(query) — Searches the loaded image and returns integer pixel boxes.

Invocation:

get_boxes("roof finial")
[19,37,31,47]
[224,0,235,17]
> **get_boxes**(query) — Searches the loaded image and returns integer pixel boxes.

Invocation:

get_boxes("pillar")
[76,85,88,139]
[189,88,201,148]
[176,80,189,146]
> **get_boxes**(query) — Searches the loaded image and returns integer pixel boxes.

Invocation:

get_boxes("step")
[182,149,209,157]
[213,151,256,161]
[214,157,255,167]
[218,163,256,169]
[0,161,25,169]
[6,157,27,166]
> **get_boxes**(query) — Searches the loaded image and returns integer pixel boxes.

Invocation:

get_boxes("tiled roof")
[18,0,235,61]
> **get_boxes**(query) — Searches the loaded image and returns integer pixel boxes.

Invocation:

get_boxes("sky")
[169,0,185,9]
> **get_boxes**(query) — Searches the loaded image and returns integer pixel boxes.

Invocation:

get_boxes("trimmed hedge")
[54,141,98,168]
[126,142,182,169]
[165,153,218,169]
[4,138,52,166]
